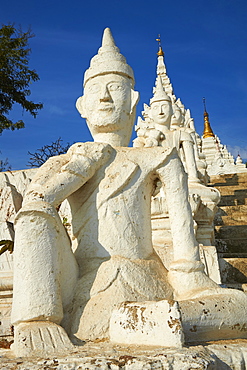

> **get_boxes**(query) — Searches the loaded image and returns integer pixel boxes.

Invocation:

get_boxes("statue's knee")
[15,200,60,226]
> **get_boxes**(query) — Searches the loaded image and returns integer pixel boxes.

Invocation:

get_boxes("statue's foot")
[12,321,74,357]
[168,259,220,300]
[179,289,247,343]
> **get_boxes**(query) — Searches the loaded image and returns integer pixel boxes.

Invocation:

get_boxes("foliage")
[27,137,71,167]
[0,24,43,134]
[0,157,11,172]
[0,240,14,256]
[0,150,11,171]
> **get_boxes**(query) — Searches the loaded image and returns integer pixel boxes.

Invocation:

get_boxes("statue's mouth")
[99,103,114,112]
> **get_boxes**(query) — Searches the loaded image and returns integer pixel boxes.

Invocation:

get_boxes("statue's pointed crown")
[150,75,171,104]
[83,28,135,87]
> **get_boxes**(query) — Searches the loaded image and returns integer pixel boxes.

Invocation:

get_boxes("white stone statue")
[11,27,171,356]
[134,76,221,252]
[11,28,247,358]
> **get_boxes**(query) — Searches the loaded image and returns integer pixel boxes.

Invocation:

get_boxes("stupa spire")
[156,34,164,57]
[202,98,214,138]
[154,34,174,97]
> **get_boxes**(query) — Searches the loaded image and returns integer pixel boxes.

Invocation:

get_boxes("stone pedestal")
[110,300,184,347]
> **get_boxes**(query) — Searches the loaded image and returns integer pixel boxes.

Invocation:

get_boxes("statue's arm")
[180,131,200,183]
[23,142,112,208]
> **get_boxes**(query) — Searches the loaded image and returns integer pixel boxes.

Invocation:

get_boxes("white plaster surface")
[110,300,184,347]
[180,288,247,342]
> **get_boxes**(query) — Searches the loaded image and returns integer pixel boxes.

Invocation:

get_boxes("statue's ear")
[76,96,86,118]
[130,90,140,114]
[171,105,175,116]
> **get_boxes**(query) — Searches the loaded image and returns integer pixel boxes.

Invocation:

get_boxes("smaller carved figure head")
[76,28,139,146]
[148,76,173,131]
[170,101,184,130]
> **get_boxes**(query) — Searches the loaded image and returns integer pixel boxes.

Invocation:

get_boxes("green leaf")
[0,24,43,133]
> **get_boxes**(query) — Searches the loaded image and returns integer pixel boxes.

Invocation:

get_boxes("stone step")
[215,216,247,226]
[218,257,247,284]
[218,253,247,258]
[213,180,247,187]
[213,184,247,190]
[215,183,247,191]
[209,174,247,211]
[215,237,247,254]
[219,204,247,214]
[215,225,247,239]
[214,205,247,226]
[210,173,247,187]
[210,173,247,283]
[218,193,247,207]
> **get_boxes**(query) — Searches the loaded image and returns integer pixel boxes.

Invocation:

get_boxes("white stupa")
[201,100,247,175]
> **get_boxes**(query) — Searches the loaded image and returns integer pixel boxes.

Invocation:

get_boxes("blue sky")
[1,0,247,169]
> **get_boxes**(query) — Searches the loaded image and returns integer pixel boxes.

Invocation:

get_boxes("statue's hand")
[23,142,112,208]
[144,137,159,147]
[42,142,112,206]
[62,142,112,178]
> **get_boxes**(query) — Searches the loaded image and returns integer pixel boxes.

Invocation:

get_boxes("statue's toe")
[13,321,74,357]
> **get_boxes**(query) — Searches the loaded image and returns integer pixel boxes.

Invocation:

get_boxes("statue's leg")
[11,201,78,357]
[158,152,218,300]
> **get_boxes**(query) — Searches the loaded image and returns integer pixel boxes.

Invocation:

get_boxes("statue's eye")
[108,83,123,91]
[88,84,100,93]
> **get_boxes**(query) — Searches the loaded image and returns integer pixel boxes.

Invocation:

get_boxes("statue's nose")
[159,106,164,115]
[100,86,111,102]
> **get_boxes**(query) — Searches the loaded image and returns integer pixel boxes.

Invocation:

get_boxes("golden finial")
[202,97,214,138]
[156,34,164,56]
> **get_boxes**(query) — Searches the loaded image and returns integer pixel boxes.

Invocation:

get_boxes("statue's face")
[81,73,133,134]
[171,105,183,127]
[149,100,173,127]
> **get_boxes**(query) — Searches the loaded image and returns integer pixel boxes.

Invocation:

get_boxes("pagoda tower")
[200,99,246,175]
[200,98,219,168]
